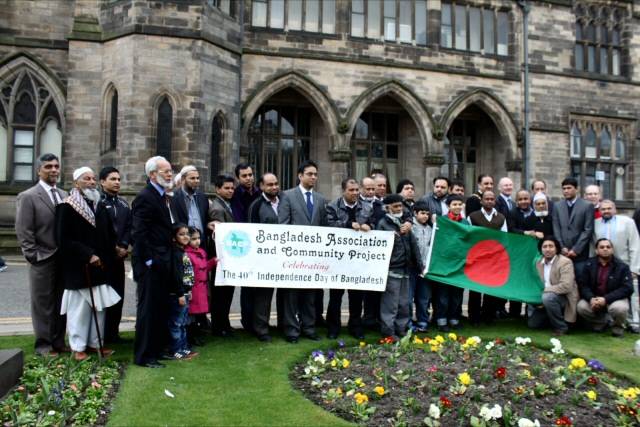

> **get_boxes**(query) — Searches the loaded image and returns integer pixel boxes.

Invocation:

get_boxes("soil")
[291,336,639,426]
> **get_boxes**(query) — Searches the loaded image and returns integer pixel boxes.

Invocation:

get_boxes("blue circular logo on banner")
[223,231,251,257]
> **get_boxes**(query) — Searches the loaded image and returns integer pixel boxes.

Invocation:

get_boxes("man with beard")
[396,179,416,211]
[326,178,373,340]
[467,191,507,325]
[419,176,450,217]
[524,192,554,239]
[171,165,211,335]
[247,172,281,342]
[131,156,175,368]
[56,167,120,361]
[230,164,261,332]
[97,166,132,344]
[466,174,494,216]
[531,179,555,215]
[16,153,68,356]
[209,174,236,337]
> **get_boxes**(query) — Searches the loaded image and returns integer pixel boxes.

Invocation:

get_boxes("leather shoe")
[86,347,115,357]
[140,360,165,368]
[54,346,72,353]
[73,351,90,361]
[304,334,321,341]
[257,334,272,342]
[285,336,299,344]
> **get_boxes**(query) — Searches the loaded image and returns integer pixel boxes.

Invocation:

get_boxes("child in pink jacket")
[185,227,217,343]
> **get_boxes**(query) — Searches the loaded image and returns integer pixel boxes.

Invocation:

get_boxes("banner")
[214,223,394,291]
[425,217,544,304]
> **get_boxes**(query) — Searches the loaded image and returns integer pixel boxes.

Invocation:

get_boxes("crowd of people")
[14,153,640,368]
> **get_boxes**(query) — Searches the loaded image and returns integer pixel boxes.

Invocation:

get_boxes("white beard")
[82,188,101,204]
[157,174,174,191]
[534,210,548,217]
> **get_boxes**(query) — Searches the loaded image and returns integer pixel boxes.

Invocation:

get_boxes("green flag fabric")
[425,216,544,304]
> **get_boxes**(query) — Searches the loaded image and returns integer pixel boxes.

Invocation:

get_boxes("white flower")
[485,341,495,351]
[550,338,565,354]
[470,336,482,344]
[518,418,541,427]
[515,337,531,345]
[479,404,502,421]
[479,406,491,421]
[313,354,326,365]
[304,365,318,375]
[489,404,502,420]
[428,403,441,420]
[47,410,56,416]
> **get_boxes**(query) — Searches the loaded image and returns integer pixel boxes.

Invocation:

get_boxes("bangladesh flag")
[425,216,544,304]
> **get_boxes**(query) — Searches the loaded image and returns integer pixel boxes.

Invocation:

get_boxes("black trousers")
[280,289,316,338]
[211,285,235,333]
[240,287,254,332]
[362,290,381,328]
[326,289,365,336]
[105,259,125,342]
[133,264,168,365]
[252,287,274,336]
[468,291,501,322]
[315,289,325,324]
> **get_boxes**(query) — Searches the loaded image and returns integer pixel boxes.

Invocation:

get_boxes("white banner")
[214,223,394,291]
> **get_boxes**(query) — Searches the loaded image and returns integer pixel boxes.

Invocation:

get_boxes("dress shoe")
[54,346,72,353]
[87,347,115,357]
[257,334,272,342]
[304,333,321,341]
[213,329,235,338]
[285,336,299,344]
[73,351,90,361]
[611,326,624,337]
[140,360,165,368]
[438,325,451,332]
[350,331,365,340]
[552,329,566,337]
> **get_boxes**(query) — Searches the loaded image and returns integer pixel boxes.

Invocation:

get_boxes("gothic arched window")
[156,97,173,162]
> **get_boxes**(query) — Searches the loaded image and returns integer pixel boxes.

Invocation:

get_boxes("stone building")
[0,0,639,234]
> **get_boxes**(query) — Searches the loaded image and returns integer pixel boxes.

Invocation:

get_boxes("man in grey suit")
[278,160,327,343]
[15,153,68,356]
[552,177,594,278]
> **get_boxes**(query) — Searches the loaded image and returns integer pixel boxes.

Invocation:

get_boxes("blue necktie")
[305,191,313,219]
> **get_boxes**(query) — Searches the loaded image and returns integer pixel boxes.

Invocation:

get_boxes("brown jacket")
[16,183,68,264]
[536,254,579,322]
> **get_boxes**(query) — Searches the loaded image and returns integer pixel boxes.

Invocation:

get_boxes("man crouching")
[56,167,121,361]
[376,194,423,340]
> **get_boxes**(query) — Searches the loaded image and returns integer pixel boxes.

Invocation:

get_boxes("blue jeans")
[408,270,431,329]
[168,295,189,353]
[435,283,464,326]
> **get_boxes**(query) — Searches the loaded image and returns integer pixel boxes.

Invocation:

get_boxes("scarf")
[64,188,95,227]
[448,211,463,222]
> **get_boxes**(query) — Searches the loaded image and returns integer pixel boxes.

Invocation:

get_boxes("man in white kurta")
[55,167,120,360]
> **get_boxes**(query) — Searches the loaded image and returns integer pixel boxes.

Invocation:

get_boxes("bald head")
[498,177,514,197]
[584,185,601,206]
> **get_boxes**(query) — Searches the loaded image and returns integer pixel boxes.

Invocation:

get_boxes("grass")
[2,321,640,426]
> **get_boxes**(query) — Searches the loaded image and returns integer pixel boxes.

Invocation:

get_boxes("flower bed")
[292,333,640,426]
[1,356,122,426]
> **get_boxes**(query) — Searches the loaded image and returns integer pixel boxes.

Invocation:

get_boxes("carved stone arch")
[241,70,340,149]
[208,109,229,179]
[100,82,118,153]
[440,88,519,161]
[344,79,437,156]
[0,52,66,131]
[150,90,180,161]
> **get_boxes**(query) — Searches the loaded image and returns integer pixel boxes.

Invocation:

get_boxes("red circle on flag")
[464,240,510,287]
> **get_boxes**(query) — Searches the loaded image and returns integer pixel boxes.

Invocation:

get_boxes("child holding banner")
[377,194,424,340]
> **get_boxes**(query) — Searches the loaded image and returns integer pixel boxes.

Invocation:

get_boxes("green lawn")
[2,321,640,426]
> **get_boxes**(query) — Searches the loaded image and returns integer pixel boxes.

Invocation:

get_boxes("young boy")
[434,194,466,331]
[409,202,432,332]
[377,194,424,339]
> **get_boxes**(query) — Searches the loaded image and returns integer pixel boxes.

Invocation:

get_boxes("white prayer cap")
[173,173,182,186]
[180,165,197,176]
[73,166,94,181]
[533,192,547,203]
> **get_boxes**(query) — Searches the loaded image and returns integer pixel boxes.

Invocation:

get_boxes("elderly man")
[131,156,175,368]
[531,179,555,215]
[97,166,132,344]
[247,173,282,342]
[577,238,634,337]
[326,178,373,339]
[359,176,376,205]
[594,200,640,332]
[528,237,578,336]
[495,177,515,218]
[584,184,602,219]
[524,192,554,239]
[56,167,120,361]
[419,176,450,217]
[16,153,68,356]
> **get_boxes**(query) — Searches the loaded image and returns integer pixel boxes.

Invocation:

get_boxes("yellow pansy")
[435,335,445,343]
[569,358,586,370]
[354,377,365,388]
[342,359,350,369]
[373,386,385,396]
[448,332,457,341]
[585,390,597,401]
[330,360,337,367]
[458,372,472,386]
[354,392,369,405]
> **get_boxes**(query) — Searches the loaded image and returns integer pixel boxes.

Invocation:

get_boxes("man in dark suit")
[131,156,175,368]
[495,177,515,218]
[209,174,236,337]
[97,166,132,344]
[278,160,327,343]
[466,174,493,216]
[15,153,68,356]
[247,172,281,342]
[552,177,594,278]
